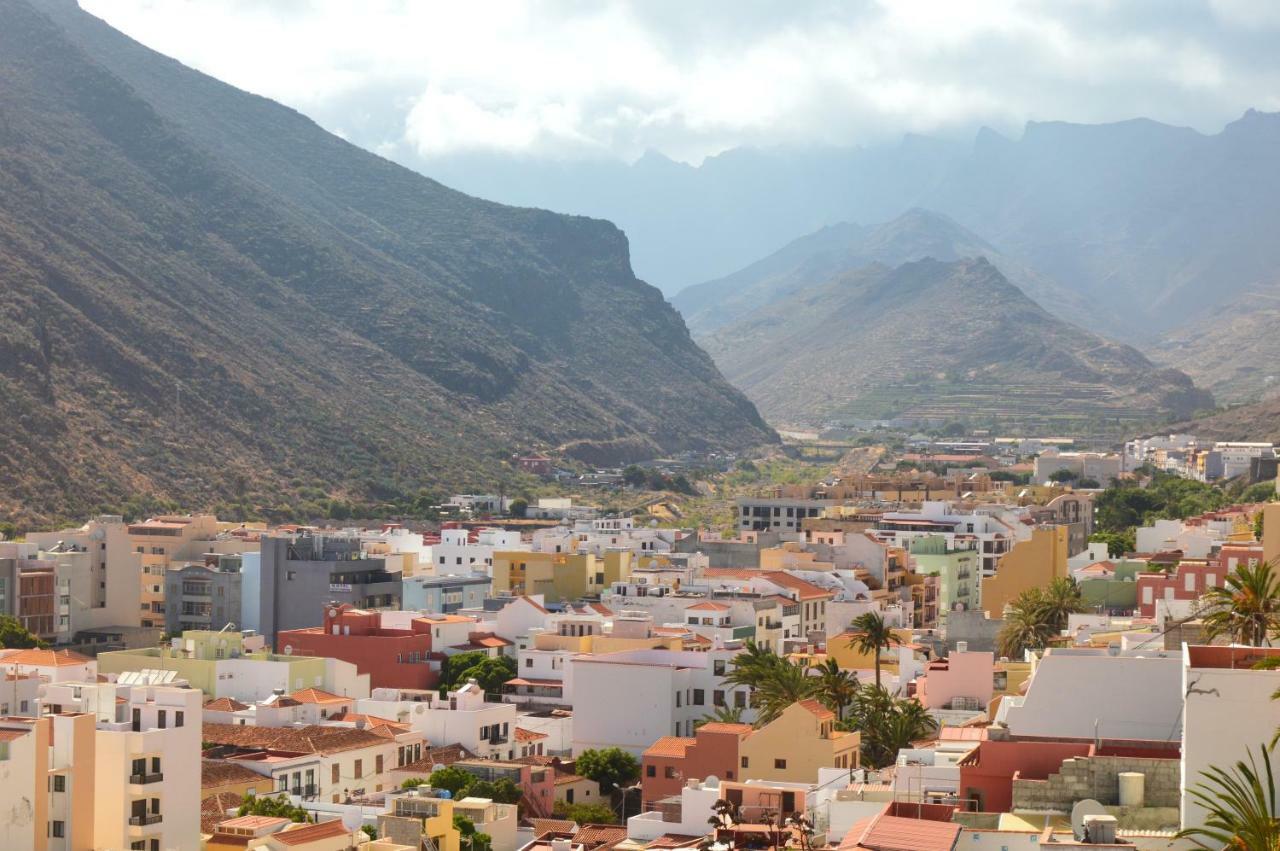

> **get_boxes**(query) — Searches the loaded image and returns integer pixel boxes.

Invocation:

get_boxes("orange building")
[277,604,439,691]
[641,722,753,803]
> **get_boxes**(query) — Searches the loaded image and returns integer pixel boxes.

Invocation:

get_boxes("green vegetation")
[553,801,619,825]
[455,814,493,851]
[438,653,517,696]
[574,748,640,794]
[0,616,47,649]
[845,612,901,690]
[622,466,695,495]
[1089,529,1136,558]
[237,794,311,823]
[840,685,940,769]
[1094,471,1230,535]
[996,578,1084,659]
[1201,562,1280,647]
[1177,745,1280,850]
[415,767,522,805]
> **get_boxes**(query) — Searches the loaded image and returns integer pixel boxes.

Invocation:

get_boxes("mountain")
[0,0,773,523]
[673,209,1092,335]
[1151,281,1280,404]
[1179,399,1280,444]
[698,257,1212,432]
[424,115,1280,336]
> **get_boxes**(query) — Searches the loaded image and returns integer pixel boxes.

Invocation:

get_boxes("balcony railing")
[129,772,164,785]
[288,784,318,798]
[129,814,163,826]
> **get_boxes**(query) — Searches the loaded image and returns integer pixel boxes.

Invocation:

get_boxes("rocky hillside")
[1152,281,1280,404]
[700,257,1212,432]
[0,0,773,523]
[673,209,1091,335]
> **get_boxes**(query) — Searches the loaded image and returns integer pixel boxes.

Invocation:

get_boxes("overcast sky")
[81,0,1280,165]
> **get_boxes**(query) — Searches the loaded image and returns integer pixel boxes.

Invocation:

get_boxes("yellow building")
[491,551,632,603]
[759,542,835,572]
[819,628,918,673]
[127,514,226,629]
[377,790,462,851]
[981,526,1070,617]
[739,700,859,782]
[1264,503,1280,566]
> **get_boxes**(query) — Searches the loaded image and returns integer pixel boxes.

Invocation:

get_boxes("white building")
[571,641,752,755]
[1032,449,1122,486]
[432,528,527,577]
[996,648,1182,741]
[43,680,202,851]
[358,680,521,761]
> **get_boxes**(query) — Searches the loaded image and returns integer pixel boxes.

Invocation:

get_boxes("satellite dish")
[330,608,339,618]
[341,810,364,832]
[703,774,720,787]
[1071,799,1107,840]
[283,645,293,656]
[414,705,426,715]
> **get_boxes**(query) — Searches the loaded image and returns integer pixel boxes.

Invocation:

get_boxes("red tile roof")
[574,824,628,849]
[204,697,250,712]
[1,648,91,667]
[202,723,388,755]
[271,819,352,845]
[796,699,835,721]
[696,722,754,736]
[201,792,244,834]
[516,727,549,742]
[643,736,694,758]
[202,761,270,790]
[288,688,350,705]
[838,812,960,851]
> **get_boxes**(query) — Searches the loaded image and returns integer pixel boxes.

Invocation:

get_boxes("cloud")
[80,0,1280,164]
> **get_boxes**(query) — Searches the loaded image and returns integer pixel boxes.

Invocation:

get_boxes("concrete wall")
[1012,755,1180,810]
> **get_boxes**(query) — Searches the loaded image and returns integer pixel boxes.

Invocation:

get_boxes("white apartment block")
[432,528,527,577]
[358,681,522,761]
[571,642,753,755]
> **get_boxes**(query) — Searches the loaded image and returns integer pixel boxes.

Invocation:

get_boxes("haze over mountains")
[694,247,1211,432]
[0,0,773,521]
[432,112,1280,337]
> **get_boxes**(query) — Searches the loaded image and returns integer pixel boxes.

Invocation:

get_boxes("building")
[277,605,440,692]
[980,526,1069,617]
[915,647,994,712]
[96,629,369,700]
[41,680,203,851]
[737,700,859,782]
[737,498,832,533]
[641,722,753,803]
[430,527,526,577]
[25,514,143,633]
[571,642,752,754]
[1032,449,1122,486]
[358,680,521,761]
[247,533,401,641]
[164,559,243,634]
[126,514,225,630]
[907,536,980,625]
[376,788,464,851]
[402,573,491,614]
[491,551,631,604]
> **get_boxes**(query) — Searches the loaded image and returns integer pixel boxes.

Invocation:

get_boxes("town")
[1,430,1278,851]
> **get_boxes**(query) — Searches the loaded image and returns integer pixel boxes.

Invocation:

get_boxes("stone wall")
[1011,755,1180,812]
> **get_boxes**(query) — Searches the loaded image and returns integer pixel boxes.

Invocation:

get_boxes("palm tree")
[996,593,1054,659]
[1177,745,1280,850]
[846,612,901,689]
[753,659,818,725]
[811,658,858,720]
[1201,561,1280,647]
[1038,577,1085,632]
[723,639,785,690]
[698,705,745,727]
[842,684,938,769]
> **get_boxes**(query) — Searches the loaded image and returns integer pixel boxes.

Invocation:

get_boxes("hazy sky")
[81,0,1280,165]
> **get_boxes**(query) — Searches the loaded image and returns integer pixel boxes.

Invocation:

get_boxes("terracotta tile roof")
[202,760,270,789]
[271,819,352,845]
[394,744,476,775]
[796,699,836,721]
[587,603,614,616]
[506,677,565,688]
[516,727,549,742]
[0,728,32,742]
[574,824,628,849]
[644,835,703,849]
[685,602,731,611]
[288,688,350,704]
[696,722,754,736]
[1,648,91,667]
[452,635,514,650]
[204,697,250,712]
[201,792,244,834]
[202,723,388,756]
[528,818,578,835]
[838,813,961,851]
[554,772,591,786]
[643,736,695,758]
[215,814,292,832]
[325,710,411,734]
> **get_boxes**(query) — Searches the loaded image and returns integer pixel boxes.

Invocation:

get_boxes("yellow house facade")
[981,526,1070,617]
[491,551,632,603]
[739,700,859,782]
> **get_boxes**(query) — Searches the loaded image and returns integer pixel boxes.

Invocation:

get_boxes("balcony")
[288,784,318,798]
[129,772,164,785]
[129,814,163,826]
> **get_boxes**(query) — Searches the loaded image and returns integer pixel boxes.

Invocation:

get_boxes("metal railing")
[128,814,162,826]
[129,773,164,785]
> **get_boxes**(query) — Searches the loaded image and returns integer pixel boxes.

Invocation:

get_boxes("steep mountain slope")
[424,115,1280,336]
[0,0,773,522]
[1179,399,1280,444]
[673,209,1091,335]
[700,258,1211,431]
[1151,281,1280,404]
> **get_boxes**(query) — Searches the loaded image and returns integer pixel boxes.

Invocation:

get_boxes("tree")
[455,814,494,851]
[752,659,819,725]
[429,765,477,797]
[1201,561,1280,647]
[0,615,46,649]
[508,498,528,518]
[846,612,901,689]
[362,825,378,841]
[1076,477,1101,489]
[622,465,647,488]
[842,685,938,769]
[467,778,522,804]
[1242,483,1279,504]
[723,640,786,690]
[553,801,618,825]
[995,580,1083,659]
[1177,745,1280,850]
[1039,578,1085,632]
[1090,529,1135,558]
[811,658,858,720]
[1048,469,1079,484]
[238,793,311,823]
[697,706,745,727]
[402,777,429,789]
[575,747,639,794]
[439,652,516,695]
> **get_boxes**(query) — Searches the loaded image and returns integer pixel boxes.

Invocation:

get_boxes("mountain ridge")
[0,0,774,523]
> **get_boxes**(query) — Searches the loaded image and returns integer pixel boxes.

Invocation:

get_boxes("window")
[734,691,747,709]
[675,691,682,708]
[50,821,65,838]
[332,764,340,784]
[175,711,184,728]
[376,755,383,774]
[664,766,677,779]
[157,710,166,729]
[287,570,297,581]
[354,759,363,779]
[693,689,704,706]
[646,765,656,777]
[741,756,749,768]
[713,660,726,676]
[525,658,533,668]
[52,775,65,792]
[566,788,575,804]
[714,690,725,706]
[774,758,787,769]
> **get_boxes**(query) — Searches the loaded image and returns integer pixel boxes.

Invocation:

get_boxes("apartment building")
[245,533,401,641]
[40,681,202,851]
[26,514,144,634]
[164,558,242,634]
[358,680,521,761]
[277,605,439,691]
[431,527,527,577]
[737,498,832,533]
[403,573,491,614]
[126,515,224,630]
[491,550,632,603]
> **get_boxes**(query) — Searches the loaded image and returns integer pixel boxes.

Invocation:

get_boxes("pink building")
[915,648,994,711]
[1136,561,1220,618]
